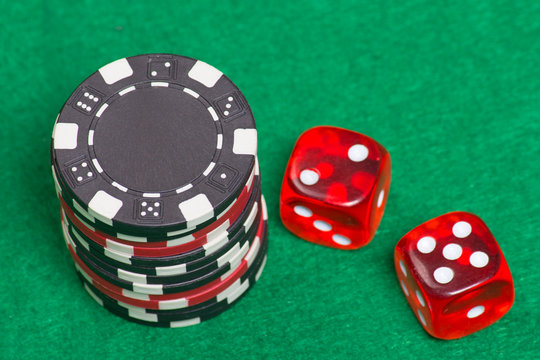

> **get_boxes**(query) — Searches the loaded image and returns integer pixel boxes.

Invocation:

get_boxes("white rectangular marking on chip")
[221,254,245,280]
[80,270,95,286]
[207,221,231,241]
[72,230,90,251]
[217,243,241,267]
[112,182,128,192]
[128,310,158,322]
[73,201,95,223]
[227,279,250,303]
[159,298,188,310]
[61,234,69,250]
[171,318,201,328]
[60,211,68,225]
[244,204,258,231]
[261,195,268,220]
[235,241,251,263]
[188,60,223,87]
[233,129,257,155]
[167,225,196,237]
[60,217,72,236]
[175,183,193,194]
[54,183,61,197]
[60,209,67,222]
[78,217,95,232]
[122,289,150,300]
[102,246,132,260]
[126,306,154,315]
[76,265,93,284]
[178,194,214,227]
[106,239,134,255]
[256,256,267,281]
[143,193,160,198]
[246,167,255,190]
[116,300,146,314]
[62,224,79,249]
[203,162,215,176]
[118,268,146,283]
[110,181,128,193]
[255,157,260,176]
[73,213,95,231]
[217,279,242,302]
[92,158,103,173]
[245,237,261,267]
[88,130,94,146]
[133,283,164,295]
[183,88,199,98]
[126,310,154,320]
[83,284,104,306]
[225,243,249,276]
[151,82,169,87]
[156,263,187,276]
[117,300,144,312]
[104,249,131,264]
[52,166,62,195]
[98,58,133,85]
[204,232,229,255]
[95,103,109,118]
[216,134,223,149]
[165,234,195,247]
[53,123,79,149]
[119,86,136,96]
[117,233,147,243]
[88,190,123,220]
[207,106,219,121]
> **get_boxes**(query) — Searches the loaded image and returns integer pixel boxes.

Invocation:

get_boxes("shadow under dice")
[394,212,514,340]
[280,126,391,249]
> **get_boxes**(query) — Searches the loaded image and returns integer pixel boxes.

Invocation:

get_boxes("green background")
[1,0,538,359]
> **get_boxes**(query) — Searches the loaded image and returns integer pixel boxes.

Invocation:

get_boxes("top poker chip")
[51,54,257,237]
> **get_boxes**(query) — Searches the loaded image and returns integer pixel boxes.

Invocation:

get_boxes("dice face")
[395,212,514,339]
[280,126,391,249]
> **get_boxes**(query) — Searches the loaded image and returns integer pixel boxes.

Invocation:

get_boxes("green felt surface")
[1,0,539,359]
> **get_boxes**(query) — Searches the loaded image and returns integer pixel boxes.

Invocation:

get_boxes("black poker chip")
[51,54,267,327]
[51,54,257,238]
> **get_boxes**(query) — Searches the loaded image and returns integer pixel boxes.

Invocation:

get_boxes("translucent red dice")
[394,212,514,340]
[280,126,391,249]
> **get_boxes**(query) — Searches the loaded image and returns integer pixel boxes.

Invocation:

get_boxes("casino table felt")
[0,0,538,359]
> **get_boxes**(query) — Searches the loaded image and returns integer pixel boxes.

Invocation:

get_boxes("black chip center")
[93,86,218,193]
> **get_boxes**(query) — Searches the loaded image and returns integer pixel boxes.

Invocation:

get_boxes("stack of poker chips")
[50,54,268,327]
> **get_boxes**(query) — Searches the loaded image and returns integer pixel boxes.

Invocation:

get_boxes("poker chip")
[50,54,267,327]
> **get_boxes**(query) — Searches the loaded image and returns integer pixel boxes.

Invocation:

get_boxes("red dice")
[394,212,514,339]
[280,126,391,249]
